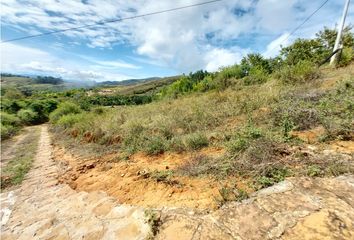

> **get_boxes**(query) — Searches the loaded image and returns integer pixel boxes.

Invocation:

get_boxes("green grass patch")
[1,127,41,189]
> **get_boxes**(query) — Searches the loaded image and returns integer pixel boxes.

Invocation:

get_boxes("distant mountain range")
[97,77,161,86]
[1,73,164,87]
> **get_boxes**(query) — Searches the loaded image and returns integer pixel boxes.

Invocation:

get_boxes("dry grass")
[1,126,41,189]
[51,64,354,188]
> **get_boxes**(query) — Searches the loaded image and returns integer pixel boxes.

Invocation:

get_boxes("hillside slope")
[50,63,354,210]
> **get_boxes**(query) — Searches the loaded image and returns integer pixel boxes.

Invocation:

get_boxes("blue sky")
[1,0,353,82]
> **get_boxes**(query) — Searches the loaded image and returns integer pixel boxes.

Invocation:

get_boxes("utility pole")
[330,0,351,65]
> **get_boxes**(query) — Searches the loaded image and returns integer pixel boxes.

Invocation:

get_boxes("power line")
[267,0,330,54]
[1,0,222,43]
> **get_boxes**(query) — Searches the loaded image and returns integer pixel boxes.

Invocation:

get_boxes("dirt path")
[1,125,354,239]
[1,125,150,240]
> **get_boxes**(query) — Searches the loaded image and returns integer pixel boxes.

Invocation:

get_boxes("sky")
[1,0,353,82]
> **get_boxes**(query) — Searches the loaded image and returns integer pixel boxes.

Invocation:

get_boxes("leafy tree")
[280,39,326,65]
[240,53,272,75]
[316,26,354,51]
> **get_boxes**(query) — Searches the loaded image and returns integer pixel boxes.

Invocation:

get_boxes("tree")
[316,26,354,51]
[240,53,272,75]
[280,39,326,65]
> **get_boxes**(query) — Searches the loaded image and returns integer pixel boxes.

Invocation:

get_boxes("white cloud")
[94,60,141,69]
[1,0,353,74]
[263,33,292,58]
[0,43,134,81]
[204,47,246,72]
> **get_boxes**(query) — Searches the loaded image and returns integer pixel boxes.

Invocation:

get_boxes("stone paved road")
[1,126,150,240]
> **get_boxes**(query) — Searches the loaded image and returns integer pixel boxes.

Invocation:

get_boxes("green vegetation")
[144,210,161,238]
[49,102,82,123]
[1,127,41,189]
[216,185,249,206]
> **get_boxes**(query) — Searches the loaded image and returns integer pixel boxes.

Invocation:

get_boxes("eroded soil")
[54,147,236,210]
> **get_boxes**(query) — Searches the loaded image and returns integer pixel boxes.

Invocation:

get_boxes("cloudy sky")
[1,0,353,82]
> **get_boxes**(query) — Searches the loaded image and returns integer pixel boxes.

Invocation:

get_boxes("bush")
[272,100,321,131]
[56,113,84,128]
[17,109,38,124]
[168,137,186,152]
[1,123,17,139]
[338,47,354,67]
[218,64,244,79]
[243,67,270,85]
[0,112,21,126]
[3,88,25,99]
[29,99,58,123]
[49,102,82,123]
[227,137,249,154]
[0,99,25,114]
[275,60,320,84]
[144,136,167,155]
[185,132,208,150]
[226,126,263,154]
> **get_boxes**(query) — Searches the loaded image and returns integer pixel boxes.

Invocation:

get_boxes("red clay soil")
[54,146,251,210]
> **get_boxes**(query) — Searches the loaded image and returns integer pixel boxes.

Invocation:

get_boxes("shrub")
[243,67,270,85]
[275,60,320,84]
[218,64,244,79]
[307,165,323,177]
[0,99,27,114]
[192,75,214,92]
[185,132,208,150]
[273,100,321,131]
[226,126,263,154]
[17,109,38,124]
[29,99,58,123]
[216,185,249,205]
[3,88,25,99]
[256,167,290,188]
[227,137,249,154]
[144,136,167,155]
[0,112,21,126]
[1,123,17,139]
[56,113,84,128]
[168,137,186,152]
[338,47,354,67]
[49,102,82,123]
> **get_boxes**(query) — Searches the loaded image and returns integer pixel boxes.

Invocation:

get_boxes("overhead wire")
[1,0,222,43]
[266,0,330,55]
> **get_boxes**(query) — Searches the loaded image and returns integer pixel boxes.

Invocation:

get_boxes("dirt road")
[1,125,353,239]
